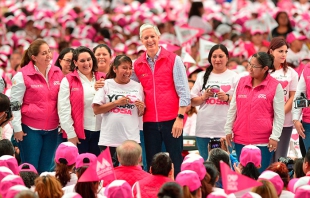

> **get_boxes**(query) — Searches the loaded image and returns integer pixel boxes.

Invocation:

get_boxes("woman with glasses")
[55,48,74,75]
[190,44,239,161]
[225,52,285,172]
[58,46,105,156]
[268,37,298,162]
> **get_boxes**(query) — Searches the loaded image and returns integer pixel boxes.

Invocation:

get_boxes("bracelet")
[225,94,230,102]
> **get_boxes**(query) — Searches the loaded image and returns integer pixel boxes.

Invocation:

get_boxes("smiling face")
[269,45,288,66]
[59,52,73,75]
[95,47,111,73]
[140,28,160,56]
[31,44,52,68]
[114,61,132,84]
[211,49,228,73]
[74,52,93,76]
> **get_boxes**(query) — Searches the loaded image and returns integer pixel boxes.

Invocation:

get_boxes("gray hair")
[116,140,142,166]
[139,24,161,39]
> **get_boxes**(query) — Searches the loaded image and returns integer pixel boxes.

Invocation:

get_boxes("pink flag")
[78,147,116,183]
[220,161,262,194]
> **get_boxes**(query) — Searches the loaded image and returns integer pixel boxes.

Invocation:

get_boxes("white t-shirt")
[270,67,298,127]
[40,171,78,187]
[93,79,143,146]
[191,70,239,138]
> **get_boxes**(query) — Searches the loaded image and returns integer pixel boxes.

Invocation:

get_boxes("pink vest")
[233,74,280,144]
[134,48,179,122]
[63,70,105,139]
[302,65,310,123]
[21,62,63,130]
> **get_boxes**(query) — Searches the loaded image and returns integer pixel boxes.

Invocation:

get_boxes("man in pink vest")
[132,24,190,175]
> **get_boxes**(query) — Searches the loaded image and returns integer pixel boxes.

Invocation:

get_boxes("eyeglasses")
[62,59,72,64]
[248,62,263,69]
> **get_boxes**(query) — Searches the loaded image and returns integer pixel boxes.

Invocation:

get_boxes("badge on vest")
[71,88,79,91]
[53,81,60,85]
[238,95,247,98]
[31,84,43,88]
[258,94,266,99]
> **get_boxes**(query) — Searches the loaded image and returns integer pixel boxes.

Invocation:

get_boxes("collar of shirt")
[146,47,161,62]
[34,64,51,79]
[77,70,95,82]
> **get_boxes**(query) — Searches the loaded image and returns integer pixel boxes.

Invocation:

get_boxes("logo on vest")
[53,81,60,85]
[71,88,79,92]
[258,94,266,99]
[31,84,43,88]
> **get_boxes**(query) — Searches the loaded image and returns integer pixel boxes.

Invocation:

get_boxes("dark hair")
[202,44,229,90]
[294,158,306,178]
[93,44,112,57]
[252,52,275,76]
[58,41,70,53]
[203,162,219,186]
[188,2,204,19]
[0,93,10,112]
[241,162,260,180]
[268,37,289,73]
[75,166,98,198]
[201,173,214,197]
[54,48,74,70]
[105,55,132,79]
[70,46,98,72]
[275,11,293,32]
[20,171,39,188]
[157,182,183,198]
[183,186,199,198]
[0,139,15,157]
[151,152,172,176]
[20,39,48,67]
[267,162,289,187]
[55,162,75,187]
[208,148,230,173]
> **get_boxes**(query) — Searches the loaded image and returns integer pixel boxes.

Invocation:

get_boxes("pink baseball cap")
[187,66,203,77]
[286,31,307,44]
[6,185,29,198]
[293,176,310,193]
[0,166,14,182]
[75,153,97,168]
[258,170,284,196]
[207,191,228,198]
[105,180,132,198]
[241,192,262,198]
[176,170,201,192]
[183,153,204,163]
[62,192,82,198]
[0,175,25,197]
[181,156,206,180]
[18,163,38,174]
[250,24,265,35]
[287,178,298,192]
[240,145,261,167]
[55,142,79,166]
[295,185,310,198]
[0,155,19,174]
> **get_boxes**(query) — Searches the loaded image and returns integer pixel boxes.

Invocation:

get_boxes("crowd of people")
[0,0,310,197]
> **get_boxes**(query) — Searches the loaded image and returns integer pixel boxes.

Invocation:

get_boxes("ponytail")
[241,162,260,180]
[20,39,48,68]
[55,163,74,187]
[201,173,214,197]
[105,63,116,79]
[20,49,31,67]
[182,186,196,198]
[201,66,213,91]
[75,166,97,198]
[268,54,276,73]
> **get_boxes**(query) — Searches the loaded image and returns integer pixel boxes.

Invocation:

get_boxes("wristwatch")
[177,114,184,119]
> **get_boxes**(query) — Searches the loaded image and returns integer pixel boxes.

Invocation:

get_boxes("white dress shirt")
[58,70,101,139]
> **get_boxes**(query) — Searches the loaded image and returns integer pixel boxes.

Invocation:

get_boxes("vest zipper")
[38,71,51,130]
[151,61,158,122]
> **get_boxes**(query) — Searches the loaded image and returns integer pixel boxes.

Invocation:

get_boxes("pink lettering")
[206,98,228,105]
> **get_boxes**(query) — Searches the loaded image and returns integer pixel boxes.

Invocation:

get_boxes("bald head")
[117,140,142,166]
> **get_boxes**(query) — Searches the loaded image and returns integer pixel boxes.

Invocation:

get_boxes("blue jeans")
[140,130,148,171]
[77,130,100,156]
[235,143,274,173]
[143,119,183,176]
[19,124,58,173]
[302,122,310,152]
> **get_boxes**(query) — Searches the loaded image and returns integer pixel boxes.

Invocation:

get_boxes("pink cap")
[0,166,14,182]
[293,176,310,193]
[240,145,261,167]
[295,185,310,198]
[241,192,262,198]
[176,170,201,191]
[76,153,97,168]
[55,142,79,166]
[183,153,204,163]
[287,178,298,192]
[258,170,284,196]
[6,185,29,198]
[181,156,206,180]
[0,175,25,197]
[105,180,132,198]
[250,24,265,35]
[18,163,38,174]
[286,31,307,44]
[187,66,203,77]
[62,192,82,198]
[0,155,19,174]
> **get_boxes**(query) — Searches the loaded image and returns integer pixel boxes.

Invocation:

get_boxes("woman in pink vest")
[58,46,105,156]
[11,39,64,173]
[225,52,285,172]
[268,37,298,162]
[93,55,144,166]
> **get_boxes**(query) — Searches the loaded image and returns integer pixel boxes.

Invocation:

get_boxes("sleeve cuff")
[269,135,280,142]
[13,126,23,133]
